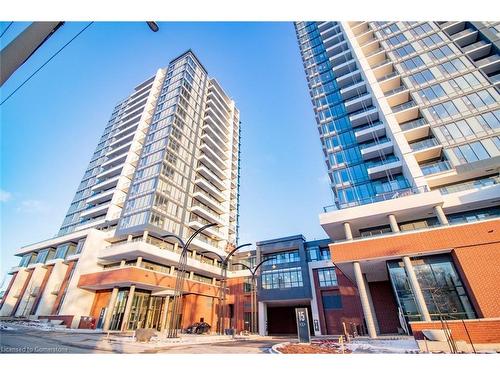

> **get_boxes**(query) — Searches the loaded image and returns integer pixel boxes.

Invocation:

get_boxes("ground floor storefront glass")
[109,288,166,331]
[387,254,476,322]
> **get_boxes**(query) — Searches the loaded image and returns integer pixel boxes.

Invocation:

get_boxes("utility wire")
[0,22,13,38]
[0,22,94,106]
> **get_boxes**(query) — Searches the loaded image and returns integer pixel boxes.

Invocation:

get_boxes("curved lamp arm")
[185,223,218,250]
[223,243,252,266]
[198,250,225,263]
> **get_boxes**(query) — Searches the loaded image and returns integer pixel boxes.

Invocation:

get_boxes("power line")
[0,22,94,106]
[0,22,13,38]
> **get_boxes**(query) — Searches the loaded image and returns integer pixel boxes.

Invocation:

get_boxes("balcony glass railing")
[384,85,408,96]
[421,160,453,175]
[340,78,364,91]
[399,117,428,131]
[377,70,399,82]
[410,138,440,151]
[355,120,384,132]
[349,105,377,118]
[371,58,391,69]
[359,137,391,150]
[366,47,384,57]
[323,185,429,211]
[391,100,417,112]
[439,175,500,194]
[365,156,399,169]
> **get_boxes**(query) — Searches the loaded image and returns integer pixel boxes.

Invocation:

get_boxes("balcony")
[377,70,400,83]
[360,139,393,160]
[452,28,478,47]
[354,121,386,143]
[91,175,121,192]
[198,153,227,180]
[80,202,111,219]
[399,117,430,142]
[476,54,500,75]
[411,138,443,162]
[326,40,349,57]
[421,160,453,176]
[323,185,430,212]
[200,143,227,170]
[384,85,408,97]
[329,49,352,67]
[344,93,372,114]
[191,204,224,226]
[193,187,225,214]
[195,178,225,202]
[340,81,366,100]
[336,70,362,89]
[463,40,492,60]
[366,158,403,179]
[349,106,379,128]
[392,100,419,123]
[202,124,228,149]
[189,218,225,241]
[96,163,124,180]
[332,59,357,78]
[196,165,226,191]
[86,188,115,205]
[201,133,228,160]
[370,58,391,70]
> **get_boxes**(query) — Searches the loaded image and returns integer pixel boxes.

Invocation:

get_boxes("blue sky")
[0,22,334,283]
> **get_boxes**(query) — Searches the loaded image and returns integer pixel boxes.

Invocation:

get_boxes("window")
[401,56,425,71]
[429,45,454,60]
[322,293,343,309]
[388,254,476,321]
[317,268,338,287]
[307,246,330,261]
[395,44,415,58]
[261,267,303,289]
[388,33,407,46]
[264,250,300,265]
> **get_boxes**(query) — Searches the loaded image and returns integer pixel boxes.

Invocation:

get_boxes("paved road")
[156,338,285,354]
[0,327,110,354]
[1,326,287,354]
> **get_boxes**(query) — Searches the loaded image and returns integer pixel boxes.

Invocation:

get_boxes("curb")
[270,342,289,354]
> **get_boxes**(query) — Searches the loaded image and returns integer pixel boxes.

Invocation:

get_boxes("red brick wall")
[452,245,500,318]
[181,294,217,329]
[330,220,500,263]
[410,319,500,344]
[313,268,364,335]
[368,281,400,334]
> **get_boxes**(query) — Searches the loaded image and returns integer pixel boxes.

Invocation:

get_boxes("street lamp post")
[232,257,276,334]
[162,222,217,338]
[199,242,252,335]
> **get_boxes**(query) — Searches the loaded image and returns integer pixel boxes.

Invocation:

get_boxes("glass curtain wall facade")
[295,21,500,212]
[295,22,410,210]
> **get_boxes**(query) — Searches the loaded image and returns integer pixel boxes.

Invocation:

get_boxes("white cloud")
[16,199,50,213]
[0,190,12,202]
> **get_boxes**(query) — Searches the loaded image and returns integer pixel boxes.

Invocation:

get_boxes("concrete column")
[142,231,149,241]
[192,250,197,258]
[213,258,218,266]
[120,259,126,267]
[189,271,194,279]
[212,277,217,285]
[170,266,175,275]
[343,222,353,241]
[120,285,136,331]
[258,301,267,336]
[402,256,431,322]
[434,205,449,225]
[136,257,142,268]
[388,214,400,233]
[353,262,377,338]
[103,287,119,331]
[363,274,380,335]
[127,235,133,242]
[160,296,170,332]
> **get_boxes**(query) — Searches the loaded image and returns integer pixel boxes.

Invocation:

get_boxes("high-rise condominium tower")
[295,22,500,341]
[0,51,243,332]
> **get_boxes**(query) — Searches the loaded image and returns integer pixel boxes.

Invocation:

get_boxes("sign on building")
[295,307,311,343]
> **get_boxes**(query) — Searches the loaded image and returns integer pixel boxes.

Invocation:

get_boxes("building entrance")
[267,305,314,335]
